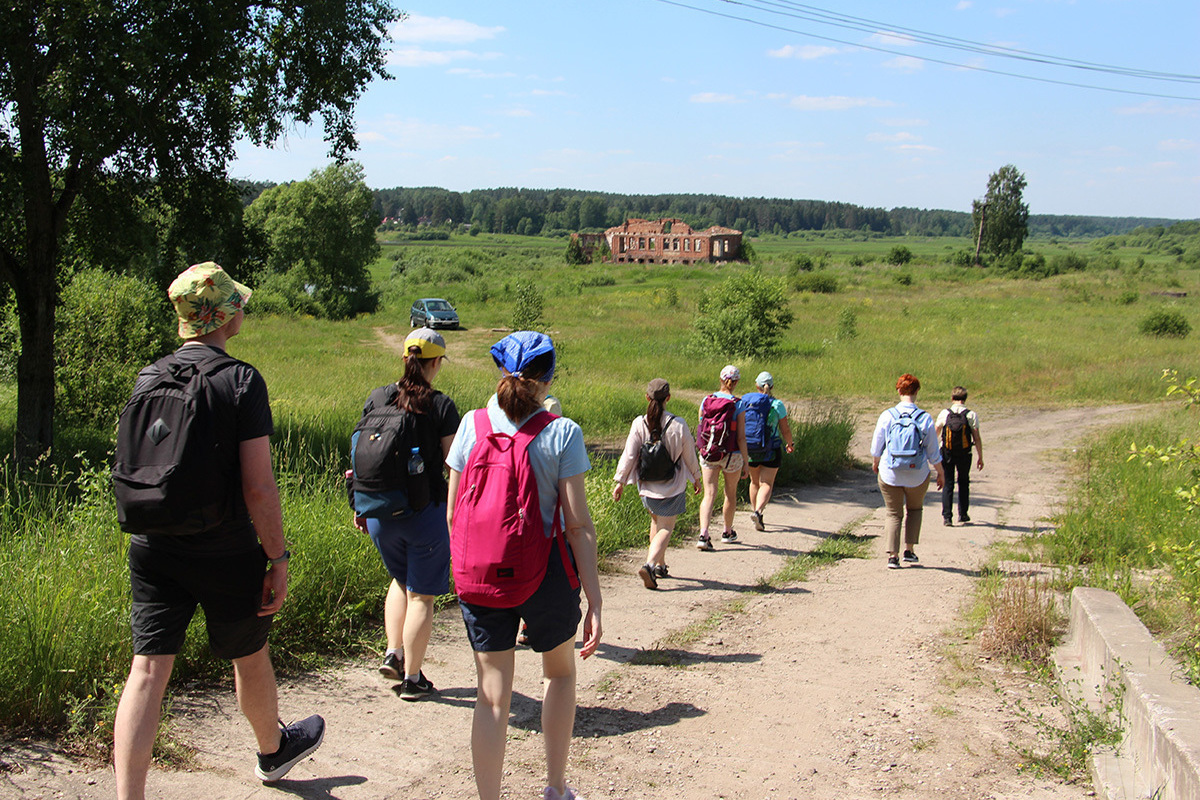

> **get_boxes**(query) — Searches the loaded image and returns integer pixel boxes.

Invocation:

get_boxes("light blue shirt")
[447,395,591,534]
[870,401,941,487]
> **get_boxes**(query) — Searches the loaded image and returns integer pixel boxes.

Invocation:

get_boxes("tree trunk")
[13,264,56,463]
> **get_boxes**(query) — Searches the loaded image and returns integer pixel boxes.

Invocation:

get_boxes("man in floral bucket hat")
[113,263,324,796]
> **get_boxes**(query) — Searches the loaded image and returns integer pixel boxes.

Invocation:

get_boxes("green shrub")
[848,254,866,267]
[511,280,545,331]
[0,286,17,380]
[56,269,176,426]
[690,270,794,358]
[792,273,839,294]
[1139,310,1190,338]
[1116,290,1139,306]
[789,253,814,274]
[836,308,858,340]
[886,245,914,266]
[893,272,913,286]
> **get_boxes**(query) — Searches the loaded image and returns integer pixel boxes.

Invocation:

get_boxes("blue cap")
[490,331,556,383]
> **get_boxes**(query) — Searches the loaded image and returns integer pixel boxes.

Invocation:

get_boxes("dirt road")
[3,404,1142,799]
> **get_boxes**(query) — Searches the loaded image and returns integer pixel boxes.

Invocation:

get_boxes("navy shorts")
[128,543,272,660]
[459,547,582,653]
[366,503,451,596]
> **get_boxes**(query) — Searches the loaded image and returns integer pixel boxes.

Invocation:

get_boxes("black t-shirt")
[131,343,274,554]
[360,384,460,503]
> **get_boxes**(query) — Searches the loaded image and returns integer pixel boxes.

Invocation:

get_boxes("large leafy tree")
[972,164,1030,262]
[244,162,380,319]
[0,0,401,461]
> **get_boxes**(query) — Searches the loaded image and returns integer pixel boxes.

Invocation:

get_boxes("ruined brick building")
[574,218,743,265]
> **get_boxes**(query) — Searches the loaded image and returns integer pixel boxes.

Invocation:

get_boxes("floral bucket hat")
[167,262,252,339]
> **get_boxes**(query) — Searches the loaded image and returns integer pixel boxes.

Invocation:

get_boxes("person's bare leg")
[748,465,764,512]
[699,467,720,538]
[721,470,738,532]
[647,513,676,566]
[232,644,282,754]
[472,649,516,800]
[384,579,406,652]
[402,591,436,677]
[114,654,175,800]
[541,638,578,796]
[755,466,779,513]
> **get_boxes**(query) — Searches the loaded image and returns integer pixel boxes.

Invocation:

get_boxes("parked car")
[410,298,459,329]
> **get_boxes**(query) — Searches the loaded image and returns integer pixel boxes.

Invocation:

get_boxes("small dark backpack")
[941,408,974,453]
[112,350,238,535]
[349,385,431,519]
[741,392,775,455]
[697,395,738,461]
[637,416,678,483]
[450,409,578,608]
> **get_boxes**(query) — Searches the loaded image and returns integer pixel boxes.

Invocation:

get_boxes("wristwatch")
[267,549,291,566]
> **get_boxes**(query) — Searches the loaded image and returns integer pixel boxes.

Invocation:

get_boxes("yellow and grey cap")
[404,327,447,359]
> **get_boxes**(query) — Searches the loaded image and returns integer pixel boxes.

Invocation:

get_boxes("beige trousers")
[878,475,931,553]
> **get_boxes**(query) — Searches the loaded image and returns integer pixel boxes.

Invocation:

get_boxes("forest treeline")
[366,186,1182,239]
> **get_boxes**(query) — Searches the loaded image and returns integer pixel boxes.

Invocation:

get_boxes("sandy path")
[2,404,1143,799]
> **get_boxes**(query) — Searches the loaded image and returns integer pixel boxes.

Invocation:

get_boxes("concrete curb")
[1053,586,1200,800]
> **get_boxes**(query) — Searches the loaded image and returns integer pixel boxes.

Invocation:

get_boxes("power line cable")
[652,0,1200,101]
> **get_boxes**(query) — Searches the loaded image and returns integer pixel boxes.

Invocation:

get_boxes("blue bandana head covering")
[490,330,556,383]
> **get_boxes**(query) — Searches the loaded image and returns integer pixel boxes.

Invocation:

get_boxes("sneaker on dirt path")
[887,556,901,569]
[903,550,919,563]
[399,672,435,701]
[697,535,714,551]
[943,517,953,527]
[379,652,404,681]
[751,511,765,531]
[637,563,658,590]
[653,564,669,579]
[721,530,738,543]
[959,514,971,523]
[255,714,325,783]
[543,785,585,800]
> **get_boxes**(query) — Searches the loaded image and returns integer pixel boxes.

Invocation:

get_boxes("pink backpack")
[451,409,579,608]
[696,395,738,461]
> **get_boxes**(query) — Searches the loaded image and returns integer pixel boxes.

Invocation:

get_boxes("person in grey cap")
[612,378,702,589]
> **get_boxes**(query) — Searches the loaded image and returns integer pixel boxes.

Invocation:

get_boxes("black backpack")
[637,416,678,483]
[941,408,974,453]
[349,385,432,519]
[112,350,239,535]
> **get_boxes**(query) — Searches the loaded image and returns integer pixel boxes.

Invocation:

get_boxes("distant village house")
[574,218,743,265]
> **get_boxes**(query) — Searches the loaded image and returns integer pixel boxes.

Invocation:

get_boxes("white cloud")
[870,31,918,48]
[358,131,388,143]
[787,95,892,111]
[1160,139,1198,152]
[1117,102,1199,117]
[768,44,839,60]
[883,56,924,72]
[389,48,501,68]
[882,117,928,127]
[502,108,534,118]
[447,68,517,79]
[530,89,569,97]
[690,92,740,104]
[897,144,938,152]
[867,132,919,143]
[391,15,504,44]
[955,1,972,9]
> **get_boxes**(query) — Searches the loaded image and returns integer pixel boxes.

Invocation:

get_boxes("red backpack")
[451,409,579,608]
[696,395,738,461]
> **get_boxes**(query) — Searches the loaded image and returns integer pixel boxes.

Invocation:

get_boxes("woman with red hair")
[870,374,945,569]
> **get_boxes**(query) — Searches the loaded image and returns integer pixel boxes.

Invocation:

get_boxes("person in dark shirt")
[113,263,324,798]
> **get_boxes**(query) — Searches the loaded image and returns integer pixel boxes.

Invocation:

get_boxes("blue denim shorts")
[366,503,451,596]
[459,548,582,653]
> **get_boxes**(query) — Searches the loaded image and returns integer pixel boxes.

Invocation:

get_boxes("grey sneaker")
[696,535,715,551]
[653,564,670,579]
[544,785,585,800]
[399,671,435,701]
[255,714,325,783]
[637,563,658,590]
[751,510,765,531]
[721,529,738,543]
[379,651,404,681]
[887,556,901,569]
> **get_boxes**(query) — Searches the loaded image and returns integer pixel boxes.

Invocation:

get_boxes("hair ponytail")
[495,351,554,420]
[645,397,665,439]
[395,346,435,414]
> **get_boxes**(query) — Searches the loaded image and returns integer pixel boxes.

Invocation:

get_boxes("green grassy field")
[2,228,1199,743]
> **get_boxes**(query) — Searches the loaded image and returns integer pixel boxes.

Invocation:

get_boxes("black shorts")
[459,547,582,653]
[128,543,273,660]
[748,449,781,469]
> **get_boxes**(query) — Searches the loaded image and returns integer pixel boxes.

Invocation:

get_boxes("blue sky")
[232,1,1200,219]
